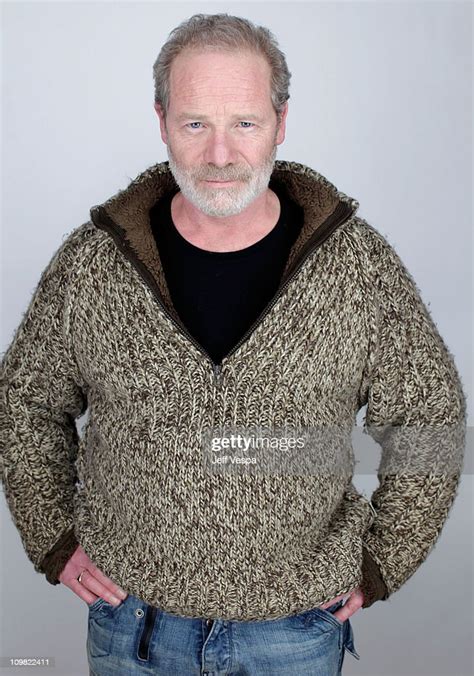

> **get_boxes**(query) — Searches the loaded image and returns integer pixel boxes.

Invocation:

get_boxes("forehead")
[168,48,273,111]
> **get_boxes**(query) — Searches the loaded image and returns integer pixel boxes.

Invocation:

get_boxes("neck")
[170,188,281,253]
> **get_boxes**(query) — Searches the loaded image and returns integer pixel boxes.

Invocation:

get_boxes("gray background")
[1,1,472,675]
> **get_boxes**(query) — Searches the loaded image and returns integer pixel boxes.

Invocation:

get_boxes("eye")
[239,121,255,128]
[187,122,203,129]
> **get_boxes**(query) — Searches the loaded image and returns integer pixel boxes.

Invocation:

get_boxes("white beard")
[166,142,278,218]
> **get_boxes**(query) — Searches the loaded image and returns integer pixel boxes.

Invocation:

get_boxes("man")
[1,12,466,676]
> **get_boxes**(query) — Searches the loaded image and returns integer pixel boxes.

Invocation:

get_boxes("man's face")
[154,48,288,217]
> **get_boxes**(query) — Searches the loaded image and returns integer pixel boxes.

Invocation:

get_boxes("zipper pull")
[368,499,378,519]
[213,362,222,386]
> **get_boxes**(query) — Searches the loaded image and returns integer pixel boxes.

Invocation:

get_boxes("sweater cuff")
[39,527,80,585]
[360,545,390,608]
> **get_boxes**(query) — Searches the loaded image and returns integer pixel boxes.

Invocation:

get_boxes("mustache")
[192,168,253,182]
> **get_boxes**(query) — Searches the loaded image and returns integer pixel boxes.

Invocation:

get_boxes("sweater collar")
[89,159,359,331]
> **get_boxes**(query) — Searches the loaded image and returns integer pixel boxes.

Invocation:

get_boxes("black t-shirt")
[149,179,304,364]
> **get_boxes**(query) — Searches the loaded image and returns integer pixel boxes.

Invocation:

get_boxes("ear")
[154,102,168,144]
[275,101,289,146]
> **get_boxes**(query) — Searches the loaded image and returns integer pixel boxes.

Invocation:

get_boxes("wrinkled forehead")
[168,48,273,113]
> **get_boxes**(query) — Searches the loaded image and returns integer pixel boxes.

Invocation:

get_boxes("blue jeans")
[87,593,360,675]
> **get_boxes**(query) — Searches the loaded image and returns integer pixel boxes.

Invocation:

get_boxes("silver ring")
[78,570,86,584]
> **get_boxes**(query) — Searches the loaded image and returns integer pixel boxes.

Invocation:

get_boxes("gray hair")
[152,13,291,125]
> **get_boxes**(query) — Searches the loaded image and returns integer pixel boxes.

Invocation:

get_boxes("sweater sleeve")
[0,226,89,584]
[357,224,467,608]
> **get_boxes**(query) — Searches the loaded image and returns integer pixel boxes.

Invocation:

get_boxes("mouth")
[204,179,238,186]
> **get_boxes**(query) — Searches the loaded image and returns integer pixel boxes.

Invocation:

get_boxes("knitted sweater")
[0,160,466,621]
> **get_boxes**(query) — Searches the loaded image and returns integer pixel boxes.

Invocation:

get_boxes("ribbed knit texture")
[0,160,466,620]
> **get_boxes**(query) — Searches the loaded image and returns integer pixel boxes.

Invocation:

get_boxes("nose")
[203,129,238,169]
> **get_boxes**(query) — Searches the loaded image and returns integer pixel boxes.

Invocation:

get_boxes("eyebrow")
[176,112,264,122]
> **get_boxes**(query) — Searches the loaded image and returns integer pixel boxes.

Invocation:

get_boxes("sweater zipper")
[92,200,355,385]
[209,200,355,366]
[221,202,354,364]
[212,362,223,387]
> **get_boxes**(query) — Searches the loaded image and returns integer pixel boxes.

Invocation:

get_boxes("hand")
[319,586,364,622]
[59,544,128,608]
